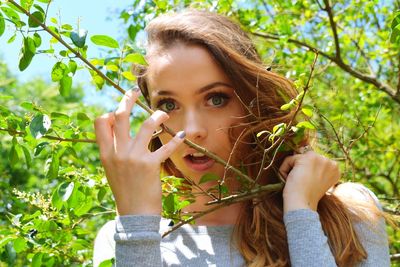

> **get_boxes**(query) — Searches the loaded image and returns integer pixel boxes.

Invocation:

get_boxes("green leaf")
[51,62,67,82]
[77,112,90,122]
[34,142,49,156]
[9,143,19,167]
[31,252,43,267]
[73,192,93,216]
[296,121,315,129]
[33,4,45,14]
[70,29,88,48]
[30,114,51,139]
[21,0,34,11]
[19,37,36,71]
[20,101,34,111]
[90,35,119,48]
[45,154,59,179]
[128,24,140,41]
[301,105,313,117]
[121,71,136,81]
[272,122,286,134]
[280,103,292,111]
[390,11,400,44]
[33,32,41,47]
[92,74,104,89]
[21,145,32,169]
[59,74,72,97]
[0,12,5,37]
[58,182,74,202]
[1,7,20,23]
[51,188,62,210]
[7,33,16,44]
[51,112,70,122]
[97,187,107,202]
[28,11,44,28]
[163,193,176,213]
[13,238,27,253]
[124,53,147,65]
[199,173,220,184]
[68,60,77,74]
[99,258,114,267]
[0,237,13,249]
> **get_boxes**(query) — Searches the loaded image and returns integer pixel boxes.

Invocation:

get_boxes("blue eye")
[207,93,229,107]
[158,99,176,112]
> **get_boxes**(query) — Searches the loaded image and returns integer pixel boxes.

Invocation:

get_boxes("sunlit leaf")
[124,53,147,65]
[51,62,67,82]
[29,114,51,139]
[70,29,88,48]
[18,37,36,71]
[90,34,119,48]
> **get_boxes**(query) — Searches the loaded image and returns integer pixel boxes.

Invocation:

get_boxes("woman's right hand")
[94,89,185,215]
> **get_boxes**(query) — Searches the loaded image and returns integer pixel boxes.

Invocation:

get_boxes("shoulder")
[93,220,116,267]
[95,220,116,241]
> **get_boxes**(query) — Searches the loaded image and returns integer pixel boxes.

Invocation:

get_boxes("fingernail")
[176,131,186,139]
[133,86,141,93]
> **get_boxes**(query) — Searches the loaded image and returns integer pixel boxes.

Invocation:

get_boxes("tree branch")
[251,31,400,104]
[0,127,96,143]
[322,0,341,59]
[162,182,284,237]
[391,253,400,262]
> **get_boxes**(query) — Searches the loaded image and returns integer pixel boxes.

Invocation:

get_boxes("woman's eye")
[158,100,176,112]
[207,94,229,107]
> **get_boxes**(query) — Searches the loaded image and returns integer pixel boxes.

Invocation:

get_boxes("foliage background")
[0,0,399,266]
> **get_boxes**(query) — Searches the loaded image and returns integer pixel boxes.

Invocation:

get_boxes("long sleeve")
[114,215,163,267]
[284,183,390,267]
[284,209,337,267]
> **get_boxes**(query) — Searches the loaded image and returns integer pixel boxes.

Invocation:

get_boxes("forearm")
[114,215,163,267]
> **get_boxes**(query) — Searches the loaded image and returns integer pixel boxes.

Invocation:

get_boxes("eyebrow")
[153,82,233,96]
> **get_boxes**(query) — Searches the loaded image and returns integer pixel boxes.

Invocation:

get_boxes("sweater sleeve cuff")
[114,215,161,242]
[283,209,319,225]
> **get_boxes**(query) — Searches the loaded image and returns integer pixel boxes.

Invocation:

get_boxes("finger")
[94,112,115,154]
[279,155,299,179]
[113,89,140,145]
[153,131,186,162]
[133,110,169,149]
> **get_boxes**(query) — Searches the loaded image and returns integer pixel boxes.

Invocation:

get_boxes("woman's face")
[146,43,246,183]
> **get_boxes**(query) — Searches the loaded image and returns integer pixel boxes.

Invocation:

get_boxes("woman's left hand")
[279,150,340,214]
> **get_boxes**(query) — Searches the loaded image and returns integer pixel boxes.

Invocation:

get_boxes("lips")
[183,151,215,172]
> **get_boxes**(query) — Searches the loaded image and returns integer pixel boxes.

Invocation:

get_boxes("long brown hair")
[136,9,376,267]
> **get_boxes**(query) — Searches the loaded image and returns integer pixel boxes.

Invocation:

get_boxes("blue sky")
[0,0,134,108]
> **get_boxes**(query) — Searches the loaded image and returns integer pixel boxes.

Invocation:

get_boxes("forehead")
[146,44,231,96]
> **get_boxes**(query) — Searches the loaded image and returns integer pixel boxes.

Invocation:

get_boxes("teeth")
[190,152,205,157]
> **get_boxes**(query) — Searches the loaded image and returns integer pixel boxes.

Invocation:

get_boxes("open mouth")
[183,152,215,172]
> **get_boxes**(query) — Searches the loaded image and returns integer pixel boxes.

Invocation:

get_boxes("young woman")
[93,10,390,267]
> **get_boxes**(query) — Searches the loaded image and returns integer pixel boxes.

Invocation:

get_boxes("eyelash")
[155,91,231,113]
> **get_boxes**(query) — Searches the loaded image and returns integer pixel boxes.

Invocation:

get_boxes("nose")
[183,109,207,142]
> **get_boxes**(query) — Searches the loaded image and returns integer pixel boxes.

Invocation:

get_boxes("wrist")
[283,194,317,214]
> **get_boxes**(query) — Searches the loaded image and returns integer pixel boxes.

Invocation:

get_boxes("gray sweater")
[93,184,390,266]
